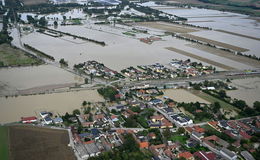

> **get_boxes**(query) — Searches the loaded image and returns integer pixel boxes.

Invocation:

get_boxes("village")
[18,78,260,160]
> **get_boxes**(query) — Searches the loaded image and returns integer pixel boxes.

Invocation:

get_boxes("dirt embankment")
[9,125,76,160]
[138,21,199,33]
[180,33,249,52]
[20,0,49,6]
[186,43,260,68]
[166,47,235,70]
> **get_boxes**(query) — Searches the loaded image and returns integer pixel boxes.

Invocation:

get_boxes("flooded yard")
[159,89,210,104]
[227,77,260,107]
[0,89,104,123]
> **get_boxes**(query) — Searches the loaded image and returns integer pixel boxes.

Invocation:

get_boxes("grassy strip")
[0,44,43,67]
[191,90,240,112]
[0,126,9,160]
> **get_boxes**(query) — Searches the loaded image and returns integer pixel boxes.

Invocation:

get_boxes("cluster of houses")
[75,60,124,80]
[20,111,63,125]
[121,59,214,81]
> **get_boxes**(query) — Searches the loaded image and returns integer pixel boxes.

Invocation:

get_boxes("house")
[241,151,255,160]
[21,116,37,123]
[193,151,216,160]
[171,114,193,126]
[220,148,237,160]
[44,116,52,125]
[178,151,194,160]
[82,122,94,128]
[139,141,149,149]
[151,115,165,123]
[40,111,49,118]
[53,117,63,124]
[148,133,156,139]
[149,99,163,105]
[111,115,119,122]
[208,121,221,132]
[84,141,101,157]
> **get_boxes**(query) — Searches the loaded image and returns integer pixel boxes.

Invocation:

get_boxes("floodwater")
[227,77,260,107]
[0,65,83,95]
[21,24,253,71]
[0,89,104,123]
[158,89,210,104]
[144,2,260,39]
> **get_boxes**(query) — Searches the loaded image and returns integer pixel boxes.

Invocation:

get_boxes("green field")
[170,135,188,144]
[0,44,42,67]
[0,126,9,160]
[191,90,240,112]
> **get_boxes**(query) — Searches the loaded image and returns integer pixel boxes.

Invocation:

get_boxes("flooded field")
[0,89,104,123]
[159,89,210,104]
[0,65,83,95]
[21,23,254,71]
[227,77,260,107]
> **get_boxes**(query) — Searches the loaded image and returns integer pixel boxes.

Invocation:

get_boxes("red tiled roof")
[139,142,149,148]
[179,152,193,159]
[193,151,216,160]
[84,140,95,144]
[21,116,37,121]
[208,121,218,126]
[194,126,205,133]
[239,131,252,140]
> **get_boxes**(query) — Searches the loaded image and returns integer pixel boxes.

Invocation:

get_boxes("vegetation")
[0,126,9,160]
[59,58,68,67]
[97,87,119,101]
[88,133,152,160]
[0,44,42,67]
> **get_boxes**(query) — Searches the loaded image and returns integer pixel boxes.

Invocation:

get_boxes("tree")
[59,58,68,67]
[54,21,58,27]
[213,102,221,113]
[73,109,80,115]
[39,17,47,26]
[233,99,247,110]
[63,15,66,21]
[84,78,88,84]
[253,101,260,112]
[219,90,227,98]
[82,101,87,106]
[163,127,172,140]
[177,127,185,134]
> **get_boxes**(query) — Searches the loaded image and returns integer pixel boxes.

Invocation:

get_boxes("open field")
[0,44,42,67]
[0,126,9,160]
[138,21,199,33]
[9,125,75,160]
[186,43,260,68]
[158,89,210,104]
[227,77,260,107]
[20,0,49,6]
[166,47,235,70]
[0,89,104,123]
[180,33,249,52]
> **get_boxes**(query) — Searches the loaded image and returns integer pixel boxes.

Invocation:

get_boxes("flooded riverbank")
[0,89,104,123]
